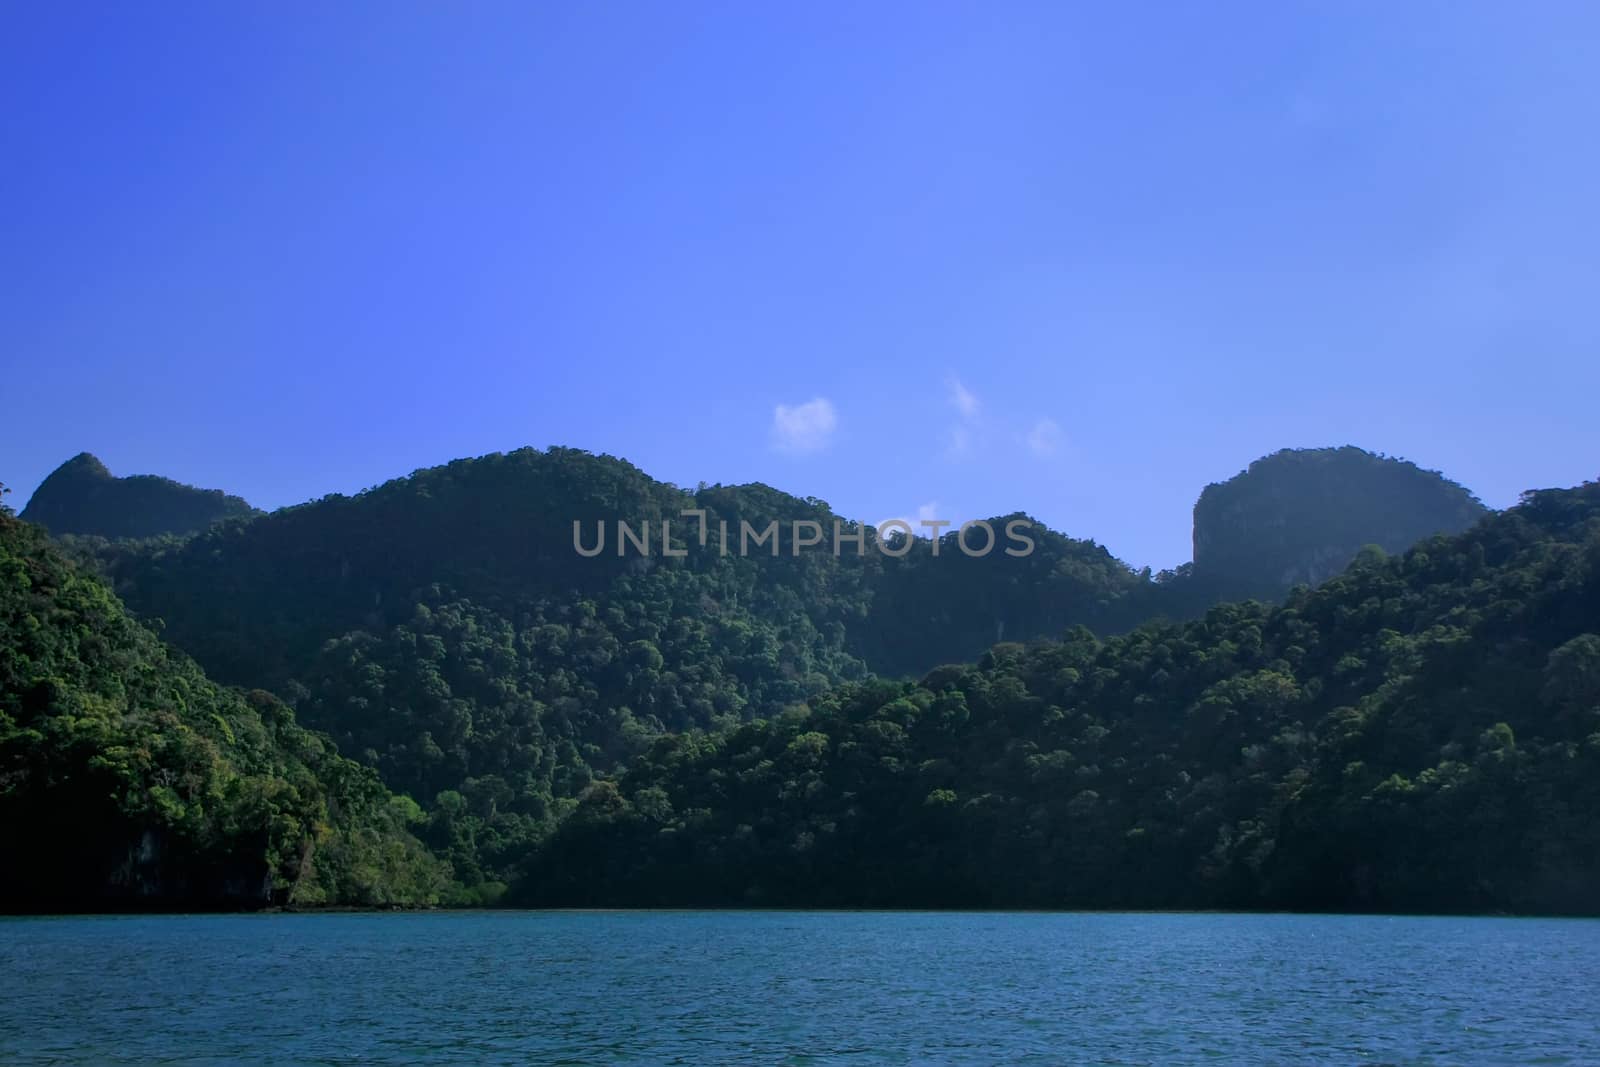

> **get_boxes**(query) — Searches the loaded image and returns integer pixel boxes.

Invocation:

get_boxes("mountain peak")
[1191,445,1489,595]
[20,454,257,540]
[56,452,115,480]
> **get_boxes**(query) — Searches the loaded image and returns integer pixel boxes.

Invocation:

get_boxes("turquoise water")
[1,912,1596,1064]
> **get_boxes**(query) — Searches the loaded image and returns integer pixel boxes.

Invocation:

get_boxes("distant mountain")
[20,436,1593,916]
[517,480,1600,914]
[73,447,1143,892]
[0,507,446,912]
[58,443,1499,897]
[20,452,257,540]
[1186,446,1489,600]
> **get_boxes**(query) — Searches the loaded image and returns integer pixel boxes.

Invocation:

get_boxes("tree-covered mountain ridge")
[1190,446,1488,597]
[520,479,1600,914]
[8,453,1595,911]
[39,443,1485,604]
[34,443,1493,896]
[74,443,1489,675]
[0,509,448,911]
[21,452,258,541]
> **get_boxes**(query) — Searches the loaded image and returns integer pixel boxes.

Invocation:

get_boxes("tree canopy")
[20,452,258,540]
[517,481,1600,914]
[13,444,1590,914]
[0,510,446,910]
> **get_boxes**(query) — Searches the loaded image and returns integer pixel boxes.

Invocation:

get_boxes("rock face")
[1192,447,1489,598]
[20,452,257,539]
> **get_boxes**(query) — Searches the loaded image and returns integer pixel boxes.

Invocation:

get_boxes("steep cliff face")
[1191,447,1489,598]
[20,452,257,540]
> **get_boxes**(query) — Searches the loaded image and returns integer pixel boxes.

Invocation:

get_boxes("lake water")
[1,912,1596,1064]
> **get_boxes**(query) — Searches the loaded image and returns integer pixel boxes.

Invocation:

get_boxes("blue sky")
[4,2,1598,569]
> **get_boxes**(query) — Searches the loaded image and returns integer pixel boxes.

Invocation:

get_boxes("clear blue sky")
[5,2,1598,569]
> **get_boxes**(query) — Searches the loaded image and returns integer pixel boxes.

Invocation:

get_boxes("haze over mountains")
[10,442,1592,912]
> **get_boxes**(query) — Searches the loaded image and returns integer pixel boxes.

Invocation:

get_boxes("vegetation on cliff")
[0,507,447,911]
[517,482,1600,914]
[68,448,1142,894]
[20,453,258,541]
[1189,446,1488,597]
[22,443,1586,914]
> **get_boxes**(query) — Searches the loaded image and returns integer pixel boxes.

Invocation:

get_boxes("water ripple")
[0,912,1596,1065]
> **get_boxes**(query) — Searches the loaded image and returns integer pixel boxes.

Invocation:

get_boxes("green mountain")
[1190,446,1488,598]
[516,481,1600,914]
[13,442,1597,914]
[0,507,447,912]
[20,452,258,540]
[51,444,1510,898]
[67,448,1141,890]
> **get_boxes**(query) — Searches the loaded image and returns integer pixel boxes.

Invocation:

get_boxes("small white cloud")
[771,397,838,455]
[947,376,980,420]
[941,375,982,459]
[1025,417,1062,457]
[876,501,942,539]
[946,424,974,459]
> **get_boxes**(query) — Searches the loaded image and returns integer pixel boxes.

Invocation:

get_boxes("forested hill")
[21,452,258,540]
[45,443,1506,897]
[75,448,1142,892]
[518,481,1600,914]
[92,449,1149,683]
[0,508,446,911]
[1189,446,1488,599]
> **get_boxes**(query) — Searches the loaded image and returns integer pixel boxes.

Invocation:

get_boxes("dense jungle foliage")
[1189,446,1488,598]
[7,445,1541,908]
[0,508,447,910]
[62,448,1148,895]
[21,453,258,540]
[518,482,1600,914]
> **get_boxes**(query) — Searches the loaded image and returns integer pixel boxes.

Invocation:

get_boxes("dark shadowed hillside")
[0,507,447,911]
[518,481,1600,914]
[1188,447,1488,600]
[40,444,1511,897]
[20,453,258,540]
[66,448,1144,893]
